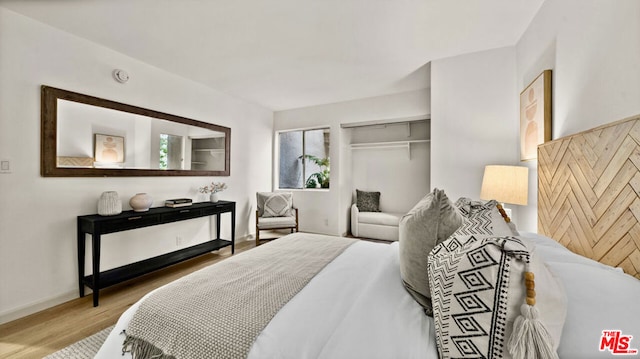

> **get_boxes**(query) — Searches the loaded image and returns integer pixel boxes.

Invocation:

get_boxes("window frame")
[275,126,330,191]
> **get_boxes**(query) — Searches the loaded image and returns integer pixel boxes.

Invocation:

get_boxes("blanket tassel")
[122,331,174,359]
[507,271,559,359]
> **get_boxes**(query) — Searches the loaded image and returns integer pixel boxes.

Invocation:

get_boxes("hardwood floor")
[0,240,256,359]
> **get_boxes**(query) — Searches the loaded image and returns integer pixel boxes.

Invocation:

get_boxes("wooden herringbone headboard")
[538,114,640,279]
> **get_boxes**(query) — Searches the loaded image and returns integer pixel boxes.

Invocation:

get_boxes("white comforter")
[97,232,640,359]
[96,239,439,359]
[522,232,640,359]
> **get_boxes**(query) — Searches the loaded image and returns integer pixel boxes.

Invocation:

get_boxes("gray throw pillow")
[356,190,381,212]
[257,192,293,218]
[399,188,463,315]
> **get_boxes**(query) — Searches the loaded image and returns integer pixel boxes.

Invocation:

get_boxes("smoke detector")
[113,69,130,83]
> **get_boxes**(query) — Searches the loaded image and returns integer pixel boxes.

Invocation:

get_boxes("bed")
[96,115,640,358]
[96,230,640,359]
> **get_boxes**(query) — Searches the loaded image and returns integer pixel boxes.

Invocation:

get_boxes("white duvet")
[522,232,640,359]
[96,240,439,359]
[96,233,640,359]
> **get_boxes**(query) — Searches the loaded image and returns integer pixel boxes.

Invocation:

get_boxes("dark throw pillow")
[356,190,381,212]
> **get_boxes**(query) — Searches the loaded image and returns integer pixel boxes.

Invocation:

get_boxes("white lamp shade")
[480,165,528,205]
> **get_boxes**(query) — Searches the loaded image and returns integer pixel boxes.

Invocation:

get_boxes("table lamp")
[480,165,528,222]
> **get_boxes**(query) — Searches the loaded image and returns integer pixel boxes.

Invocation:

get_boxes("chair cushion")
[257,216,297,230]
[398,188,463,314]
[257,192,293,217]
[358,211,403,226]
[356,189,381,212]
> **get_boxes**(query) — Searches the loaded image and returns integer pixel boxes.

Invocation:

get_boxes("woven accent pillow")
[356,190,381,212]
[399,188,463,314]
[257,192,293,218]
[453,197,517,236]
[428,235,567,359]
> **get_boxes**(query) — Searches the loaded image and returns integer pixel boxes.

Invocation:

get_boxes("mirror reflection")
[159,134,183,170]
[41,86,231,177]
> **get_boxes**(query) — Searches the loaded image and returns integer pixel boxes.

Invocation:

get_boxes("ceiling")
[0,0,544,111]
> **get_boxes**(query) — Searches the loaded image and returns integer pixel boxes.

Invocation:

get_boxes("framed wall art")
[94,134,125,163]
[520,69,552,161]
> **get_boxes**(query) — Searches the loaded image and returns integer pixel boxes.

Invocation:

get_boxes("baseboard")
[0,290,78,325]
[1,234,255,325]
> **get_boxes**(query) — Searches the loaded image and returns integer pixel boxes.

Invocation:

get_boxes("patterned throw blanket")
[428,235,532,359]
[123,233,356,359]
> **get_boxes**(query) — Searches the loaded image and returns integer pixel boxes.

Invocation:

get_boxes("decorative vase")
[98,191,122,216]
[210,192,219,203]
[130,193,153,212]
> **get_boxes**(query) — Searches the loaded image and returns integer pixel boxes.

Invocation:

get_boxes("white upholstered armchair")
[255,192,299,246]
[350,190,403,241]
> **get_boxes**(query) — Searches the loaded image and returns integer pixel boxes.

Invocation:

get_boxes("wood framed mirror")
[41,85,230,177]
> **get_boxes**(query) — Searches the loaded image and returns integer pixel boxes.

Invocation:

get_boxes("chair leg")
[256,210,260,246]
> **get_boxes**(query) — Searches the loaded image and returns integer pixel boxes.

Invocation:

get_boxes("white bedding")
[97,232,640,359]
[96,240,439,359]
[522,232,640,358]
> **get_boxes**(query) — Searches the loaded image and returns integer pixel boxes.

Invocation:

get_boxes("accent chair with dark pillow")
[351,189,404,241]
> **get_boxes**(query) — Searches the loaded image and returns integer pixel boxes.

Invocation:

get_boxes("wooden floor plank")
[0,240,255,359]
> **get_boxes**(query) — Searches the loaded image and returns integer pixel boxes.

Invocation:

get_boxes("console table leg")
[77,225,85,298]
[231,207,236,254]
[216,213,221,240]
[91,234,101,307]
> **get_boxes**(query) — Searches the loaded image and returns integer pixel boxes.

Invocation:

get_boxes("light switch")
[0,160,11,173]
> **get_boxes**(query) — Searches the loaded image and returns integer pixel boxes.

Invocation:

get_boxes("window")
[278,128,330,189]
[159,134,183,170]
[159,134,169,169]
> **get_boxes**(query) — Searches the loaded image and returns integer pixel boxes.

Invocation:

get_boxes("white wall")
[0,8,273,323]
[431,46,520,217]
[431,1,640,233]
[274,89,430,236]
[515,0,640,231]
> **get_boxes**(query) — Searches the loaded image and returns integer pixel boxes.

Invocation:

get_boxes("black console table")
[77,201,235,306]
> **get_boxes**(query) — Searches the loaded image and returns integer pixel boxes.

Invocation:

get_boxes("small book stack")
[165,198,193,208]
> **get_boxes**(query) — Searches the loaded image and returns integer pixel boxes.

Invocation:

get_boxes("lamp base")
[496,203,512,223]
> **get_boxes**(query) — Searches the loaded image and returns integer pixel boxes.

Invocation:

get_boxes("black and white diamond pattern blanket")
[428,235,530,359]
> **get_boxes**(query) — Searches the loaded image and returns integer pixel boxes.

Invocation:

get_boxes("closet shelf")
[193,149,225,155]
[350,139,430,150]
[350,140,429,159]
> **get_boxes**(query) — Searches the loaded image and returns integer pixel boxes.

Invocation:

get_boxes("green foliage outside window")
[300,154,330,188]
[159,134,168,169]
